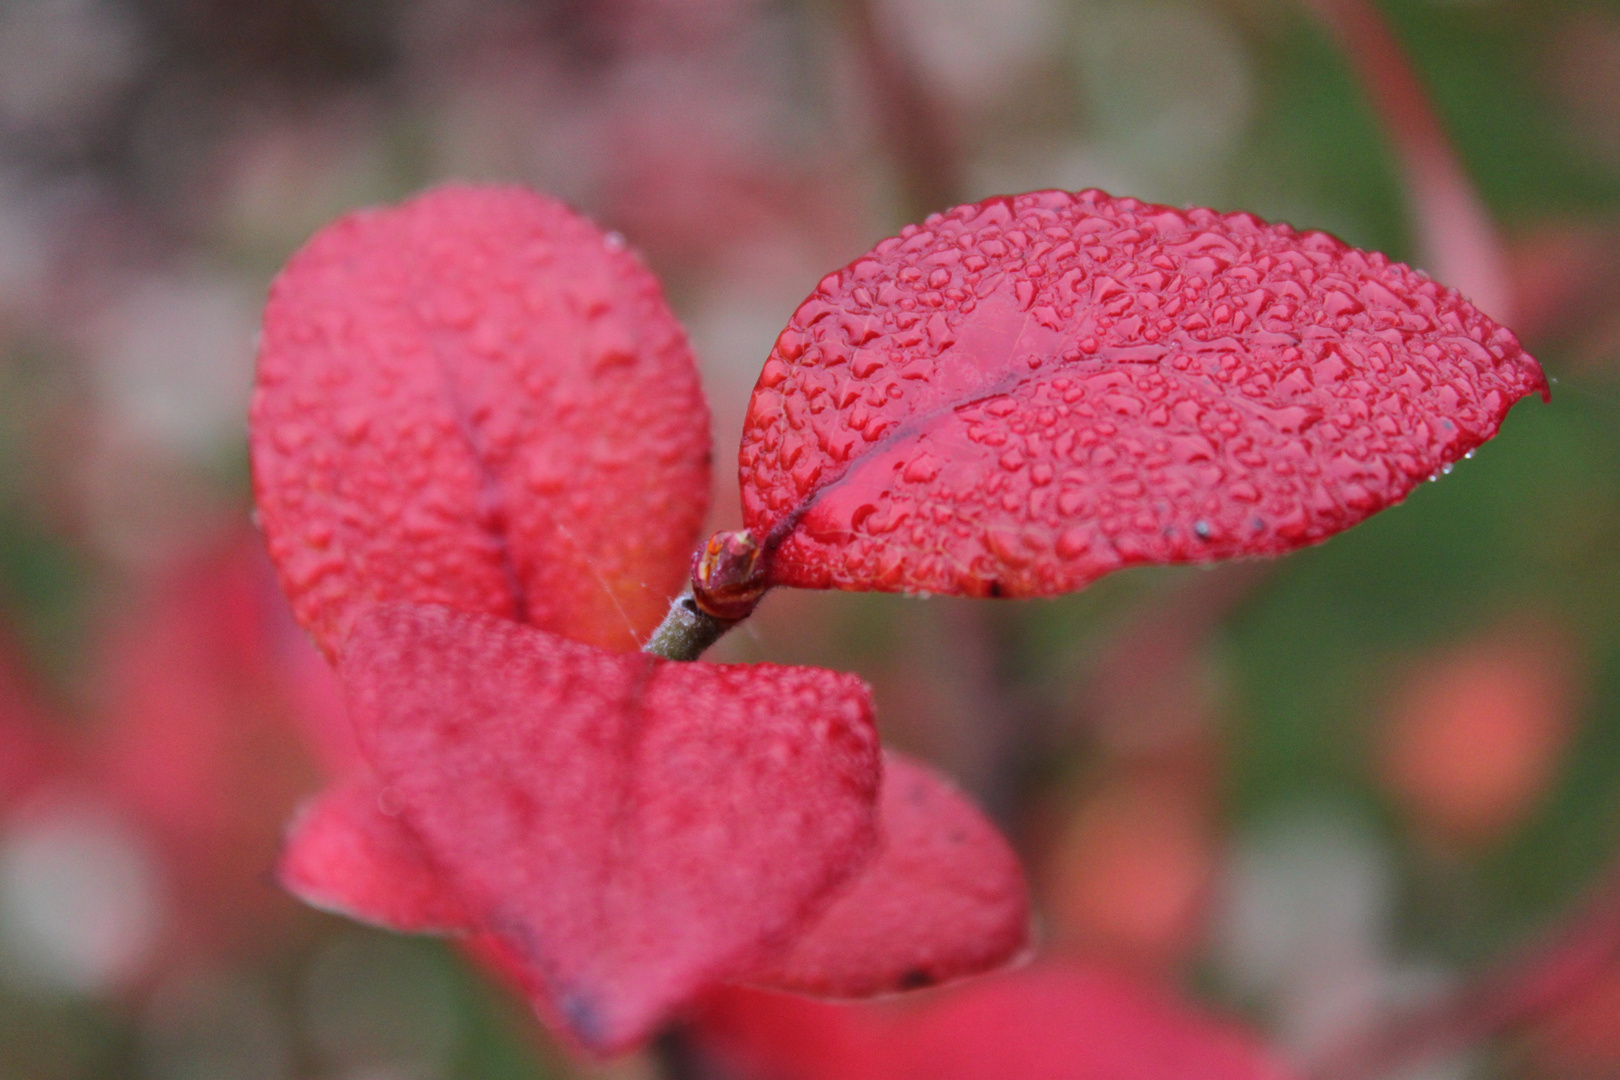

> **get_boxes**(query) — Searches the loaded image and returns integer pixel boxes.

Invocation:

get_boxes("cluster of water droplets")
[739,189,1545,597]
[251,186,710,655]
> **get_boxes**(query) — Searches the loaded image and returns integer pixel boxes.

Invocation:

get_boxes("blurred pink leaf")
[278,774,469,934]
[695,963,1295,1080]
[334,603,882,1053]
[746,751,1028,997]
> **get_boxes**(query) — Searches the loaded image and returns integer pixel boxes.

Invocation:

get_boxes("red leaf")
[341,603,882,1052]
[281,790,763,1049]
[278,775,470,933]
[694,965,1295,1080]
[746,751,1027,996]
[276,752,1027,1012]
[738,190,1547,598]
[250,184,710,659]
[90,536,328,950]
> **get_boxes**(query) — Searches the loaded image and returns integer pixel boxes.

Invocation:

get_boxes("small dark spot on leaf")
[988,580,1004,598]
[898,967,936,990]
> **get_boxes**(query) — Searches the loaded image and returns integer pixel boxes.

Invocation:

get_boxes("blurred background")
[0,0,1616,1076]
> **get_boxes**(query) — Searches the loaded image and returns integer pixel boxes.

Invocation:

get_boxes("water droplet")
[1055,528,1090,559]
[903,454,940,484]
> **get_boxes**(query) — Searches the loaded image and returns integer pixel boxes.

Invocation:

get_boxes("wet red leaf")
[746,751,1027,996]
[250,184,710,659]
[339,603,882,1053]
[738,189,1547,598]
[694,964,1295,1080]
[280,750,1029,1008]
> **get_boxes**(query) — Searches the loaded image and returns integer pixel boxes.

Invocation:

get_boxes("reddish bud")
[691,529,769,621]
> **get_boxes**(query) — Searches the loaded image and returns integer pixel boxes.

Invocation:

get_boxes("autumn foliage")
[733,190,1544,600]
[246,183,1543,1063]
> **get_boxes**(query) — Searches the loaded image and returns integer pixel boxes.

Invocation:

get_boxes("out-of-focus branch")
[1311,859,1620,1080]
[652,1026,708,1080]
[1080,562,1271,756]
[838,0,964,220]
[1306,0,1515,324]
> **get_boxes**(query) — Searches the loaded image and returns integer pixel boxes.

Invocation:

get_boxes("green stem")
[642,592,739,662]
